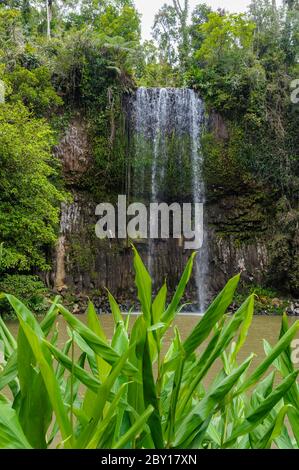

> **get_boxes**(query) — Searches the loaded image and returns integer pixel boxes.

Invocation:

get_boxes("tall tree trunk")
[46,0,52,39]
[173,0,190,72]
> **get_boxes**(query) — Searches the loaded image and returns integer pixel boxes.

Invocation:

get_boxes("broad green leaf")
[132,245,152,324]
[5,294,72,446]
[142,332,164,449]
[112,405,154,449]
[225,370,299,447]
[17,327,52,448]
[87,301,111,379]
[40,296,60,336]
[0,351,18,392]
[107,290,124,325]
[0,402,32,449]
[183,274,240,357]
[86,384,127,449]
[75,348,133,448]
[44,339,101,393]
[231,292,255,362]
[236,320,299,395]
[174,355,253,448]
[180,295,254,412]
[58,303,136,375]
[127,316,146,417]
[262,405,293,449]
[0,315,17,354]
[162,252,197,326]
[152,282,167,325]
[264,314,299,446]
[111,321,129,355]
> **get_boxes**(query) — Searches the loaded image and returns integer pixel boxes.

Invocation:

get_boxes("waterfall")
[190,91,209,312]
[132,87,208,312]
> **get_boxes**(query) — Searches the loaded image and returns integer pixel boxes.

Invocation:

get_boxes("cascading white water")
[133,87,208,312]
[190,91,209,312]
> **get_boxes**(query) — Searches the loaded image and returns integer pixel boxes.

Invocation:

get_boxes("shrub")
[0,102,66,273]
[7,65,63,117]
[0,275,49,317]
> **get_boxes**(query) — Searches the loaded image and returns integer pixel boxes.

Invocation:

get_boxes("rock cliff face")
[55,118,92,178]
[51,102,299,312]
[207,199,270,293]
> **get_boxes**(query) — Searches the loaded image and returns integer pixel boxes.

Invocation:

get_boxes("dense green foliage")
[0,103,64,272]
[149,1,299,195]
[0,248,299,449]
[191,3,299,194]
[0,1,141,298]
[0,275,49,316]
